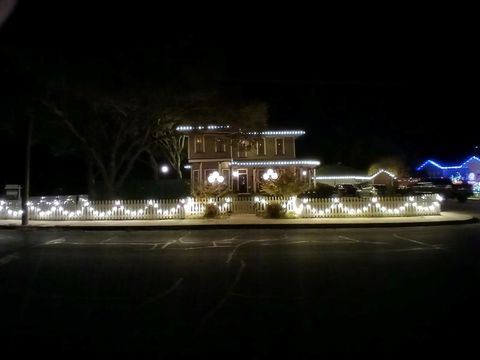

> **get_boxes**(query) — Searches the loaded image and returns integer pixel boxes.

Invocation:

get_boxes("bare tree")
[44,91,153,199]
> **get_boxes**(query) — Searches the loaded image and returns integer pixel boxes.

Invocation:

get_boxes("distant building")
[416,156,480,194]
[179,125,320,194]
[315,164,396,187]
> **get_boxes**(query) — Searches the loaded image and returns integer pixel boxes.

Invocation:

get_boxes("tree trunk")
[148,151,160,181]
[175,162,183,179]
[103,178,116,200]
[21,116,33,226]
[86,155,97,200]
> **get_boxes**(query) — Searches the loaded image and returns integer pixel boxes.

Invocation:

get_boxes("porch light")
[233,171,239,177]
[208,171,224,184]
[262,169,278,181]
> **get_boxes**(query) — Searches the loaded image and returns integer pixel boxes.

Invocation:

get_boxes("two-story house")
[178,125,320,194]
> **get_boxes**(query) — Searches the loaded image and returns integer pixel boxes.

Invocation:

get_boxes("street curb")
[1,217,477,231]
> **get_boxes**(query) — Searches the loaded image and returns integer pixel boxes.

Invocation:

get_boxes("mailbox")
[4,184,22,200]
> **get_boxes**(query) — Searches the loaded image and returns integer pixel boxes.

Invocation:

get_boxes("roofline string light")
[176,125,305,136]
[246,130,305,136]
[416,156,480,171]
[176,125,231,131]
[231,160,320,167]
[315,169,397,181]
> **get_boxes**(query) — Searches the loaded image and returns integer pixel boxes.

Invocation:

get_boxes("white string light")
[315,169,397,180]
[231,160,320,167]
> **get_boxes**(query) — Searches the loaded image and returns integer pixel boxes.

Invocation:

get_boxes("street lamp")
[161,165,169,174]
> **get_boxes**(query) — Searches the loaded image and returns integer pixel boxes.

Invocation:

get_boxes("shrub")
[204,203,220,218]
[193,182,229,198]
[265,202,285,218]
[285,210,298,219]
[260,169,309,197]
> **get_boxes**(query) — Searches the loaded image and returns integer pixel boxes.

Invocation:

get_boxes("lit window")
[257,138,266,156]
[215,137,226,152]
[238,140,248,157]
[195,135,204,153]
[193,170,199,185]
[276,138,284,155]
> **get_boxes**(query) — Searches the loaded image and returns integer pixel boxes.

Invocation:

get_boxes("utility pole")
[21,116,33,226]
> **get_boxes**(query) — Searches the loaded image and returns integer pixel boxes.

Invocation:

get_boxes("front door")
[238,169,248,193]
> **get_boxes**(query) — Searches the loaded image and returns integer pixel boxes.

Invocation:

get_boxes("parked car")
[356,185,378,197]
[372,184,388,196]
[408,178,473,202]
[298,184,336,198]
[334,184,359,197]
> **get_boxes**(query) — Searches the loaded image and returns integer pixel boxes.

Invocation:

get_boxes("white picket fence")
[0,198,185,221]
[0,194,442,221]
[294,195,441,217]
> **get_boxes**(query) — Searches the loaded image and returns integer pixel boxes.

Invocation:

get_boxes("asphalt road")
[1,200,480,359]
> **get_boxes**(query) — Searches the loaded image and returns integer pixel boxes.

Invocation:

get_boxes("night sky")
[1,1,478,193]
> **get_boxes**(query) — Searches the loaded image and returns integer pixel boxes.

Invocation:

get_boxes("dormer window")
[275,138,284,155]
[194,135,204,153]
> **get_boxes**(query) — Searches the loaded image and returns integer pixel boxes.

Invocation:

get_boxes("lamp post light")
[262,168,278,181]
[208,171,224,184]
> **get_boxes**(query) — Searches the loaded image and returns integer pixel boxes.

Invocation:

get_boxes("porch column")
[253,168,257,193]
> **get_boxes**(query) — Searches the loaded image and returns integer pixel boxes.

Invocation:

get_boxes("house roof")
[315,164,367,176]
[416,156,480,171]
[315,165,396,181]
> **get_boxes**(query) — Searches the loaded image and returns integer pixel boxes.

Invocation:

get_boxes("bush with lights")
[192,171,230,198]
[193,182,230,198]
[260,168,309,197]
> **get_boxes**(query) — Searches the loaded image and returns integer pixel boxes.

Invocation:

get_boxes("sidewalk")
[0,212,476,230]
